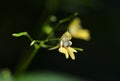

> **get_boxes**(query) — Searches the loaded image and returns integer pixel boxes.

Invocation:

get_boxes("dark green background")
[0,0,120,81]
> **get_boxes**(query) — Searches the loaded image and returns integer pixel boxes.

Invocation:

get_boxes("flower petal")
[68,18,90,41]
[61,31,72,40]
[59,47,69,59]
[67,47,77,60]
[71,29,90,41]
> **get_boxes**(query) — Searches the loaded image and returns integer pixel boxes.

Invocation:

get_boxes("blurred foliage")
[16,71,88,81]
[0,69,13,81]
[45,0,100,12]
[42,25,53,35]
[0,70,89,81]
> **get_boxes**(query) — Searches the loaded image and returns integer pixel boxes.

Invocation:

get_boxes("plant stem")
[25,33,33,41]
[14,44,40,79]
[46,12,78,40]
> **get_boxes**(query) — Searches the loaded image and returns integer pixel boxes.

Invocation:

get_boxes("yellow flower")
[49,31,77,60]
[68,17,90,41]
[59,31,77,60]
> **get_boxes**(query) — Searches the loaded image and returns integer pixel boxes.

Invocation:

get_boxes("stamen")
[61,40,72,47]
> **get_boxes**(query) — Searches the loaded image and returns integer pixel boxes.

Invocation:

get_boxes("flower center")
[60,37,72,47]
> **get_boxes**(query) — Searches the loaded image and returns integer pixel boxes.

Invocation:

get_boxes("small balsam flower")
[68,17,90,41]
[49,31,77,60]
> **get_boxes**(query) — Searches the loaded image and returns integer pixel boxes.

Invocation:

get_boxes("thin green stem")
[73,47,83,51]
[25,33,33,42]
[14,33,40,79]
[46,12,78,40]
[14,44,40,79]
[44,38,60,42]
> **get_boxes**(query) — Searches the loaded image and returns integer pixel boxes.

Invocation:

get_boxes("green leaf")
[16,71,86,81]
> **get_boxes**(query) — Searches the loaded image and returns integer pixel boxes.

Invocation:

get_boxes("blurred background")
[0,0,120,81]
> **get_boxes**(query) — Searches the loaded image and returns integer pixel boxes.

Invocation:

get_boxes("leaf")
[16,71,85,81]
